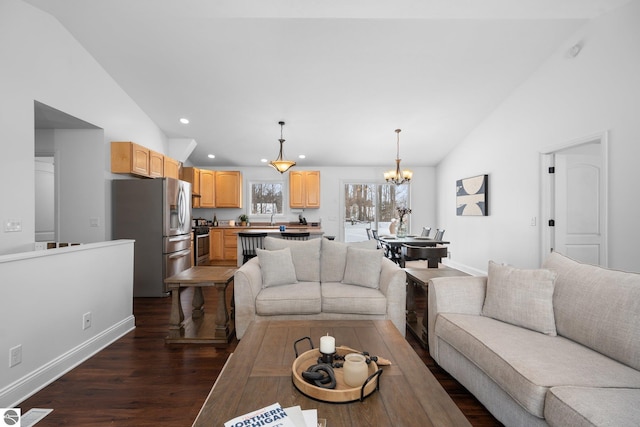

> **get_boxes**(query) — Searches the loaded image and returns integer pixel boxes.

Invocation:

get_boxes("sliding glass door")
[344,183,409,242]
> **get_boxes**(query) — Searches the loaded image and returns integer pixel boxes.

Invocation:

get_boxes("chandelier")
[269,121,296,174]
[384,129,413,185]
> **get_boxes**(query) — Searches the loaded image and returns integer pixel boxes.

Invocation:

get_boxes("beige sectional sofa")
[234,237,406,339]
[428,252,640,427]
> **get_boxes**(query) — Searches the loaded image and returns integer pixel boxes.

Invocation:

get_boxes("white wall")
[436,1,640,273]
[36,128,107,244]
[0,241,135,407]
[0,0,169,255]
[192,165,436,240]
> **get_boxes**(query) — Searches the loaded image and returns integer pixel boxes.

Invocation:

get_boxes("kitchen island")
[232,226,324,266]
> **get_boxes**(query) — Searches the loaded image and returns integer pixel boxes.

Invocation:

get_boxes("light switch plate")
[4,219,22,232]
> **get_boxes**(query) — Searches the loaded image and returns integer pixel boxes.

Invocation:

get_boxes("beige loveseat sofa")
[428,252,640,427]
[234,237,406,339]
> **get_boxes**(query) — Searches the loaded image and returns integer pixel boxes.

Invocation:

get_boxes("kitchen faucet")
[270,213,275,226]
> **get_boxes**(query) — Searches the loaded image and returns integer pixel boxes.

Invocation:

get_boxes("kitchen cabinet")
[149,150,164,178]
[200,169,216,208]
[163,156,181,179]
[111,141,180,179]
[289,170,320,208]
[181,167,201,207]
[215,171,242,208]
[208,227,238,264]
[209,228,224,261]
[111,141,151,176]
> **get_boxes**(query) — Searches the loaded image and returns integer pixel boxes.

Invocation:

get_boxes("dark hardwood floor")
[18,285,502,426]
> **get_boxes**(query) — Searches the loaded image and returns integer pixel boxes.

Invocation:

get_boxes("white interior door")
[553,149,605,265]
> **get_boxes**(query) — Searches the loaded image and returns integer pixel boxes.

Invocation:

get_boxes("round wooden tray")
[292,346,381,403]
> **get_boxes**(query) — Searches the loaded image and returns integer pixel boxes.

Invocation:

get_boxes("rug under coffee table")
[192,319,471,427]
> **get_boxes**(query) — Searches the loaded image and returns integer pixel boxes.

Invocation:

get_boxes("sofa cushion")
[543,251,640,371]
[256,282,321,315]
[321,282,387,315]
[264,236,321,282]
[256,247,297,287]
[545,386,640,427]
[435,313,640,418]
[482,261,557,336]
[341,246,382,289]
[320,238,348,282]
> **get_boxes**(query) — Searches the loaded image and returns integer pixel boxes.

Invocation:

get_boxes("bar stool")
[281,232,310,240]
[238,232,267,264]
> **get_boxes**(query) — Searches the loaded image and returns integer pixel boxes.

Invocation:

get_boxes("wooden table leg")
[168,286,184,340]
[214,280,230,340]
[406,276,417,324]
[192,286,204,318]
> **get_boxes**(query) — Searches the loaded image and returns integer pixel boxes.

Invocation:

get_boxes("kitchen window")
[249,181,284,215]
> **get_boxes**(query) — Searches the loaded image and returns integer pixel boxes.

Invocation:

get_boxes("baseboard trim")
[2,315,136,408]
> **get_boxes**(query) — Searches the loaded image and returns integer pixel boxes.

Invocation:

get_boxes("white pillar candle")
[319,334,335,354]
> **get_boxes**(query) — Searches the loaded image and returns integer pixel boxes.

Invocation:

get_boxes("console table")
[164,266,236,346]
[405,267,469,348]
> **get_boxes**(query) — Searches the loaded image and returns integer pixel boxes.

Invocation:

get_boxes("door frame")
[539,131,609,266]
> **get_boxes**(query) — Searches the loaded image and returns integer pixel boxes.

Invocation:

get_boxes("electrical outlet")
[9,345,22,367]
[83,312,92,330]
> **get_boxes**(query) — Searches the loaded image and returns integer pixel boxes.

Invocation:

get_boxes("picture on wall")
[456,174,488,216]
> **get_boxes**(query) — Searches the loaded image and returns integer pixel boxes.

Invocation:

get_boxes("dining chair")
[281,231,310,240]
[371,229,383,250]
[401,244,448,268]
[421,227,431,237]
[238,232,267,264]
[433,228,445,241]
[366,227,373,240]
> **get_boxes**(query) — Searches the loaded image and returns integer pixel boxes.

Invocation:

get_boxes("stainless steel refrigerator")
[112,177,192,297]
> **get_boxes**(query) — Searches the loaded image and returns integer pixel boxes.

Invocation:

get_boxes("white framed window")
[249,181,284,215]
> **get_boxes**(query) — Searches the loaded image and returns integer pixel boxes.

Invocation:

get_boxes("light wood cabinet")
[209,227,241,264]
[215,171,242,208]
[111,141,180,179]
[223,229,238,261]
[209,228,224,261]
[200,169,216,208]
[149,150,164,178]
[289,170,320,208]
[163,156,181,179]
[181,167,201,207]
[111,141,150,176]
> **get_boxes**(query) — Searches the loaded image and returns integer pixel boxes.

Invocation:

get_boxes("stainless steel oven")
[193,226,210,265]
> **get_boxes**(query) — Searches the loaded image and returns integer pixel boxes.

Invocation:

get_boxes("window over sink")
[249,181,284,215]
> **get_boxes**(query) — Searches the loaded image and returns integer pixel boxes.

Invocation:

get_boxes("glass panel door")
[344,183,409,242]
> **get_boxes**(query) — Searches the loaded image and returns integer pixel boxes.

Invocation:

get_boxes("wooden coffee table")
[192,320,471,427]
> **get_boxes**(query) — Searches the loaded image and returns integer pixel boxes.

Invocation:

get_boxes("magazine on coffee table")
[225,403,323,427]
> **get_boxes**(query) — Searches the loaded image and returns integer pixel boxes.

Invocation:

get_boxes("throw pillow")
[264,237,321,282]
[320,238,348,282]
[482,261,558,336]
[256,247,298,288]
[341,246,383,289]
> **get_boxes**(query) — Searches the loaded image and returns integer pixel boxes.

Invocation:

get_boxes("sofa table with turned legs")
[164,266,236,346]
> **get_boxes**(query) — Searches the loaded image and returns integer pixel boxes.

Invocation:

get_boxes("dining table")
[377,235,450,248]
[376,235,450,265]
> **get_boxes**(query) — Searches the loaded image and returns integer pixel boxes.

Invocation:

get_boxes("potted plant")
[239,214,249,226]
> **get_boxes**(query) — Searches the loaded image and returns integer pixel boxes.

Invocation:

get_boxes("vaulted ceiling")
[24,0,631,167]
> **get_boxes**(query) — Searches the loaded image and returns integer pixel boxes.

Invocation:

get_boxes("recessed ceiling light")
[207,154,215,159]
[298,154,306,159]
[179,118,189,124]
[260,158,268,163]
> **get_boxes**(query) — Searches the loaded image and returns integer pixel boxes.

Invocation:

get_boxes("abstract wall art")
[456,174,488,216]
